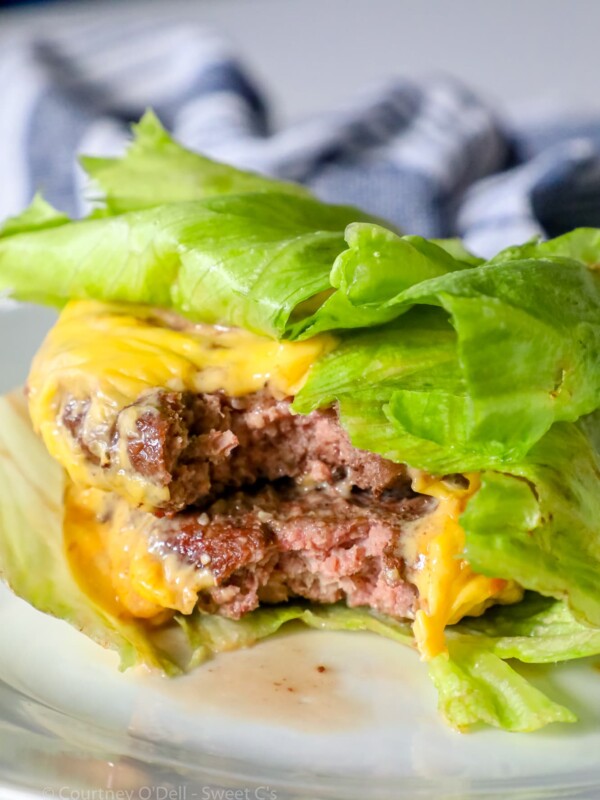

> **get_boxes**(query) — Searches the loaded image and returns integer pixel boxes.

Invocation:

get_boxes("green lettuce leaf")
[491,228,600,266]
[290,223,470,336]
[0,194,370,337]
[0,194,70,238]
[295,230,600,469]
[81,110,310,213]
[0,208,466,340]
[0,391,180,674]
[450,592,600,662]
[293,308,469,468]
[428,645,575,732]
[462,412,600,627]
[433,593,600,730]
[178,602,414,668]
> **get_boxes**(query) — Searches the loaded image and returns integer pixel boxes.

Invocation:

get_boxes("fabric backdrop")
[2,16,600,256]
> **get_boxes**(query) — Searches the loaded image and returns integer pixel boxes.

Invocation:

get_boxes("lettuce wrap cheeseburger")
[0,113,599,733]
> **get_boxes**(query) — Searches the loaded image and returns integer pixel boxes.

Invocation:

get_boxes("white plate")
[1,304,600,800]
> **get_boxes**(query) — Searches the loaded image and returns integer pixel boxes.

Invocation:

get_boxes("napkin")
[2,15,600,257]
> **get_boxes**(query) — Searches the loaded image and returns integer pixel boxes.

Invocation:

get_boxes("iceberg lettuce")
[81,110,311,214]
[0,194,70,239]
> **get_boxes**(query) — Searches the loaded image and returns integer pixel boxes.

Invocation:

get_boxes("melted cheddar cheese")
[27,300,335,507]
[64,482,213,620]
[406,471,523,660]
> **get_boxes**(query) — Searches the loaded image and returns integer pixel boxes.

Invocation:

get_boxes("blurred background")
[4,0,600,229]
[1,0,599,125]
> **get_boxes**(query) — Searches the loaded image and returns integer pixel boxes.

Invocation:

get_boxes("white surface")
[0,307,600,799]
[1,0,600,125]
[2,574,600,800]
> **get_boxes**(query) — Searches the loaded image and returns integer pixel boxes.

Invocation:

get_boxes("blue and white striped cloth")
[2,17,600,257]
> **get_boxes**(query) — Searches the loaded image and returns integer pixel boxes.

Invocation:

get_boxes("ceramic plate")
[1,304,600,800]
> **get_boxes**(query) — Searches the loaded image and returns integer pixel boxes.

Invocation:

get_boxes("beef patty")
[103,480,434,621]
[62,390,409,514]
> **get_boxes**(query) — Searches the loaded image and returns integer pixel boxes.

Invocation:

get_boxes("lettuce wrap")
[0,113,599,733]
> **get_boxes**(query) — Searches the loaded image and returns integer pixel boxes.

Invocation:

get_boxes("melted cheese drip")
[28,300,335,507]
[64,482,211,620]
[408,471,523,660]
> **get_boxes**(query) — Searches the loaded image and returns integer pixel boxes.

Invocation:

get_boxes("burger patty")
[62,390,409,514]
[107,480,434,621]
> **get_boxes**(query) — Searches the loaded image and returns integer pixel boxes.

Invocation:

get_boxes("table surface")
[0,0,598,126]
